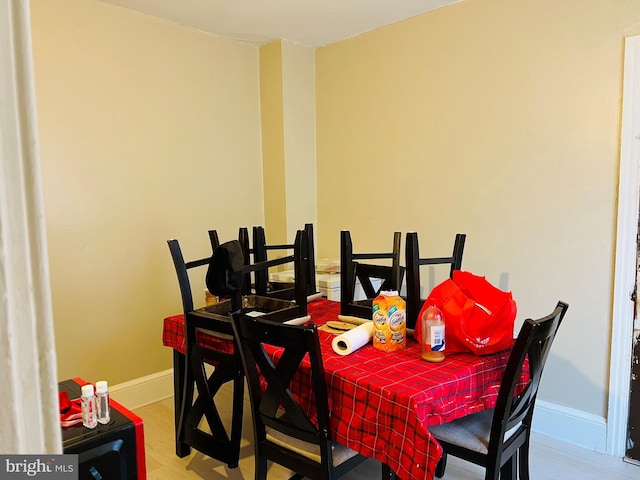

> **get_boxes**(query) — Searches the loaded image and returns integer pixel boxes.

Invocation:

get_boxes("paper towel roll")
[283,315,311,326]
[331,321,374,355]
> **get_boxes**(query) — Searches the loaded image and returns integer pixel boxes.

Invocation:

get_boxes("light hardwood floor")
[134,395,640,480]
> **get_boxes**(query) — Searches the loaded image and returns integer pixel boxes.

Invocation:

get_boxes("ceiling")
[97,0,463,47]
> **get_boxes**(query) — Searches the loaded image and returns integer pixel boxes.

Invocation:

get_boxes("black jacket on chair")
[206,240,245,296]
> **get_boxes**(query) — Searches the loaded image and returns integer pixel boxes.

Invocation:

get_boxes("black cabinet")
[59,379,146,480]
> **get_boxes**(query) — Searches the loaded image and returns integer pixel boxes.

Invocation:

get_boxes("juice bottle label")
[372,293,406,352]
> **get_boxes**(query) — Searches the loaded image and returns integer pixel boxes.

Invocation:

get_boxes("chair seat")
[430,409,494,454]
[266,427,360,466]
[430,408,522,455]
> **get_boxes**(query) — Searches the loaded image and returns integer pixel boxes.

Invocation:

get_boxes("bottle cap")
[95,381,108,394]
[81,384,94,397]
[423,304,443,319]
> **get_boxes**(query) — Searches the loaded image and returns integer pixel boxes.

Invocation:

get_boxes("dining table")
[163,297,522,480]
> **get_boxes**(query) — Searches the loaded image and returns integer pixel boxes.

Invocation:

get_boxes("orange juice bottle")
[387,295,406,350]
[372,294,389,351]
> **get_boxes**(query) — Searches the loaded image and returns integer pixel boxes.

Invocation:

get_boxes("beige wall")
[28,0,640,422]
[281,41,317,242]
[30,0,264,384]
[259,41,288,243]
[260,40,317,244]
[315,0,640,418]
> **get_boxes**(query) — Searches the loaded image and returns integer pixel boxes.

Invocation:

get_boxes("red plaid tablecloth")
[162,313,234,356]
[162,298,517,480]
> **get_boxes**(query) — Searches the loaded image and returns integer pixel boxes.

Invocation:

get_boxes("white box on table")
[270,270,341,300]
[269,270,381,302]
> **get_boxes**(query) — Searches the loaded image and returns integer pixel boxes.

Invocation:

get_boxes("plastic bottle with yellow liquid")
[421,304,445,362]
[372,291,406,352]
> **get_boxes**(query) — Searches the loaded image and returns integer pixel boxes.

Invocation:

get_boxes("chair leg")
[255,454,268,480]
[181,346,244,468]
[173,350,191,457]
[227,358,245,468]
[434,453,447,478]
[382,462,398,479]
[498,454,517,480]
[519,444,531,480]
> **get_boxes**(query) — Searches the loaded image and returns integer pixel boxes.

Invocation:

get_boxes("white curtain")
[0,0,61,454]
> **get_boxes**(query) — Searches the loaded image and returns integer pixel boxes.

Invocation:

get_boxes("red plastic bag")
[413,271,517,355]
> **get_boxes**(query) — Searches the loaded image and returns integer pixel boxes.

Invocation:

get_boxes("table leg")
[382,463,398,479]
[434,454,447,478]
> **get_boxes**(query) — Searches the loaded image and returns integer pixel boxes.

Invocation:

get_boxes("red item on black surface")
[59,391,83,428]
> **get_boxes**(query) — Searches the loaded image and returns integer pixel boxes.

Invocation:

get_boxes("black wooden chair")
[429,301,569,480]
[167,228,248,464]
[230,313,369,480]
[252,223,319,301]
[176,228,312,467]
[404,232,466,329]
[340,230,404,319]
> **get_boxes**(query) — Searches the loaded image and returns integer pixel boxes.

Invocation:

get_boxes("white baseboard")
[109,368,174,410]
[533,399,608,454]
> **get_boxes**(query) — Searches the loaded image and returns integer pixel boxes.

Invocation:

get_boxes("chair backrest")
[489,301,568,457]
[238,226,252,295]
[223,229,310,317]
[404,232,466,329]
[167,230,221,316]
[252,223,318,300]
[340,230,405,318]
[230,313,336,478]
[168,228,253,315]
